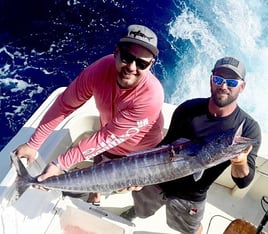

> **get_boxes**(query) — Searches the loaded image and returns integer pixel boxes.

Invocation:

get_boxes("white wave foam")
[166,0,268,133]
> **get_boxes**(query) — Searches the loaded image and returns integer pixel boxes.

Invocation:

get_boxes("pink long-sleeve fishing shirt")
[28,54,164,170]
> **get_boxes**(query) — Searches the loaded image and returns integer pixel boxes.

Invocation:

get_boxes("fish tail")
[10,153,35,195]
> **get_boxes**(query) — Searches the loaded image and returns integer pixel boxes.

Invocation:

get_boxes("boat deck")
[0,87,267,234]
[1,182,266,234]
[99,182,268,234]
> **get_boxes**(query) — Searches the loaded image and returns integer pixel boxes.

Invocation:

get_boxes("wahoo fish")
[11,121,257,194]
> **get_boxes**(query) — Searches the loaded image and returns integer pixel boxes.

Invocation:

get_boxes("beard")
[211,89,238,107]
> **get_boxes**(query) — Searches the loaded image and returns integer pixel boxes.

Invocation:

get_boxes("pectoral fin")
[193,170,204,181]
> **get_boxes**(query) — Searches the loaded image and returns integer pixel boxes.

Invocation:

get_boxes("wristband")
[231,157,247,166]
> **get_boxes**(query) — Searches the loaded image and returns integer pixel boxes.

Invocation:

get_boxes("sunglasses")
[212,75,242,88]
[119,49,152,70]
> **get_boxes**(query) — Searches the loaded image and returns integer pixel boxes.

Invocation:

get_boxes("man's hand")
[34,162,63,191]
[13,143,37,164]
[231,145,252,178]
[38,162,63,182]
[230,145,252,166]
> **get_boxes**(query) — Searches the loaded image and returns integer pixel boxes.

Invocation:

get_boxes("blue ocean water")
[0,0,268,150]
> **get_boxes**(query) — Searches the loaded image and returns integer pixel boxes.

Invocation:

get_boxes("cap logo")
[129,30,154,42]
[120,25,159,56]
[220,57,239,68]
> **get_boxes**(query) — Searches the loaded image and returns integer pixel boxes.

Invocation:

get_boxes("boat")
[0,87,267,234]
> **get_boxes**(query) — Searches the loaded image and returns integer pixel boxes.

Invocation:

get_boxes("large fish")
[11,121,257,194]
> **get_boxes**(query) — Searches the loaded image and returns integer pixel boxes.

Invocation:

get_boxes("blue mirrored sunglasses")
[212,75,242,88]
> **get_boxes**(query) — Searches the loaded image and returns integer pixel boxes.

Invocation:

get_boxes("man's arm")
[231,120,262,188]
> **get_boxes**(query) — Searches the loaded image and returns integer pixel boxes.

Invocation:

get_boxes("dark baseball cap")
[212,57,246,80]
[119,24,159,56]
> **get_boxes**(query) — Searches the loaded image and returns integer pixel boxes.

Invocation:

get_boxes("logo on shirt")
[137,118,149,128]
[82,118,149,158]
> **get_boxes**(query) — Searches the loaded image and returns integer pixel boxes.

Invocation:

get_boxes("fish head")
[199,120,258,167]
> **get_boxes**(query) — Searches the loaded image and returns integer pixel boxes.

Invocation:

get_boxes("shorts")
[132,185,206,234]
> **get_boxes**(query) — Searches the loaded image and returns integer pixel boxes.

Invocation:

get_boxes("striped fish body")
[12,121,257,194]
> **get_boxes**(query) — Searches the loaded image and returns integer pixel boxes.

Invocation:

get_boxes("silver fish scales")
[11,121,257,194]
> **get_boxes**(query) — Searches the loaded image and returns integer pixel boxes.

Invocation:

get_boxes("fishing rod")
[256,196,268,234]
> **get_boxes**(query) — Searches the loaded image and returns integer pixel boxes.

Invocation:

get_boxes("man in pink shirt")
[14,24,164,203]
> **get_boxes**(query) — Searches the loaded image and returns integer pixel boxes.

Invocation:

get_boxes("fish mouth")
[232,120,258,145]
[225,120,258,157]
[229,136,258,158]
[234,136,257,144]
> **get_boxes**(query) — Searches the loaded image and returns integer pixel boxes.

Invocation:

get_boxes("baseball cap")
[212,57,246,80]
[119,24,159,57]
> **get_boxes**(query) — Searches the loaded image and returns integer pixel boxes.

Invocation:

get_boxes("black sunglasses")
[119,49,152,70]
